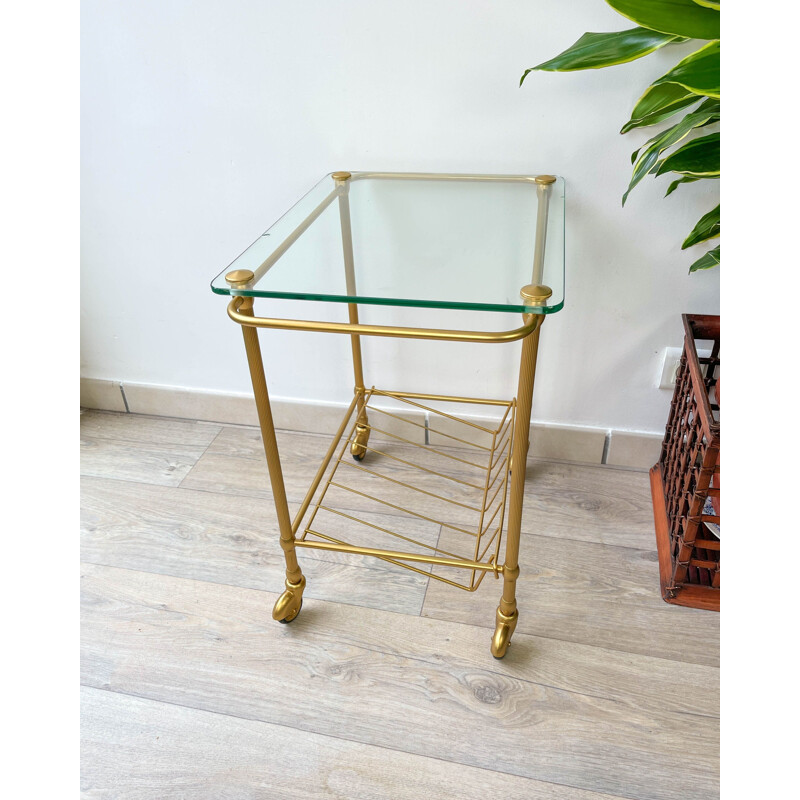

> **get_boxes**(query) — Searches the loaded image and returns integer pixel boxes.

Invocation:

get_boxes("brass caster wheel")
[350,421,370,462]
[491,624,513,658]
[272,576,306,624]
[278,599,302,624]
[490,608,518,659]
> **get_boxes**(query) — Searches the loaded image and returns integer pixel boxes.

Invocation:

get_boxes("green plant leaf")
[682,205,720,248]
[689,244,720,272]
[629,97,718,163]
[652,40,720,97]
[627,100,714,168]
[692,1,720,9]
[621,83,701,133]
[623,102,719,204]
[606,0,720,39]
[665,175,701,196]
[521,28,681,80]
[655,132,720,176]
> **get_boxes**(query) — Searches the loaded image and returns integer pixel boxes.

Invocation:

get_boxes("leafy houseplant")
[521,0,720,272]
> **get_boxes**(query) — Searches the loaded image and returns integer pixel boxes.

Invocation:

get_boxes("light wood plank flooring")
[80,409,719,799]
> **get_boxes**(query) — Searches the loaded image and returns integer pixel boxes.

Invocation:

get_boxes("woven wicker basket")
[650,314,720,611]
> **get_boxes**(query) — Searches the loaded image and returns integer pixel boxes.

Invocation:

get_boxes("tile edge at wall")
[604,429,663,471]
[80,377,127,413]
[79,379,663,469]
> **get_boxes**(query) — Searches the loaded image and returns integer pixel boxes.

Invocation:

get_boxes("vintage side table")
[211,171,565,657]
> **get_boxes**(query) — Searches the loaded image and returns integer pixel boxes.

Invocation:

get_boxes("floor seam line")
[177,426,226,489]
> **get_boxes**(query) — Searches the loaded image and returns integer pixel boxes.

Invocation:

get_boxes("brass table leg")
[235,291,306,623]
[491,284,550,658]
[333,171,371,461]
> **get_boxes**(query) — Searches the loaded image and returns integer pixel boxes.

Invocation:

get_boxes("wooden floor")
[80,409,719,799]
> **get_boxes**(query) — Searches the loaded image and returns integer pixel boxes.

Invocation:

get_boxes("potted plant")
[521,0,719,271]
[522,0,720,609]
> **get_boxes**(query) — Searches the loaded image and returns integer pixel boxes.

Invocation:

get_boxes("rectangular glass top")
[211,171,565,314]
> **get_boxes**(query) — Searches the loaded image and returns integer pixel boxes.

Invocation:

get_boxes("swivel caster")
[278,599,302,624]
[272,576,306,624]
[490,608,518,659]
[350,421,370,462]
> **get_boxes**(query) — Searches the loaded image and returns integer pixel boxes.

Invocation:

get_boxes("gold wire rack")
[291,388,516,591]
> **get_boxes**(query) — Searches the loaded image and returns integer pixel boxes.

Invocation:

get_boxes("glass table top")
[211,172,565,314]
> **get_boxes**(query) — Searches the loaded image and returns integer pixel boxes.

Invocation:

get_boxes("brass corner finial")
[331,171,352,182]
[520,284,553,306]
[534,175,556,185]
[225,269,255,285]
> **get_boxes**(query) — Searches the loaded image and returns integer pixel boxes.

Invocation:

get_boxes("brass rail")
[227,295,542,343]
[351,171,551,185]
[295,538,502,574]
[371,388,513,407]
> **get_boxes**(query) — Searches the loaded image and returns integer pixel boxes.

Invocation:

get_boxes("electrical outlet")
[657,346,712,389]
[658,347,683,389]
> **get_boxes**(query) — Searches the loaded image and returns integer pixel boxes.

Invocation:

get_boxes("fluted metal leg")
[333,171,371,461]
[238,296,306,623]
[491,312,544,657]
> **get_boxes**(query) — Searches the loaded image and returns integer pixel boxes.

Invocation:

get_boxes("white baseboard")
[80,378,127,413]
[80,378,663,469]
[605,430,663,470]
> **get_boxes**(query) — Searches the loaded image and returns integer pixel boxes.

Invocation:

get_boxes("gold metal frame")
[221,171,555,657]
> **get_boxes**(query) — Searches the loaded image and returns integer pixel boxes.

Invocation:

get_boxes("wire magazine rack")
[293,388,516,592]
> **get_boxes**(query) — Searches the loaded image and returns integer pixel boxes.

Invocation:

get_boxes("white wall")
[81,0,719,435]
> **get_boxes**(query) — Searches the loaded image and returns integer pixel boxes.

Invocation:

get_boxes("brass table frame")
[220,171,557,657]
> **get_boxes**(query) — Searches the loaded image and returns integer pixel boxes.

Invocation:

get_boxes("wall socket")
[658,346,711,390]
